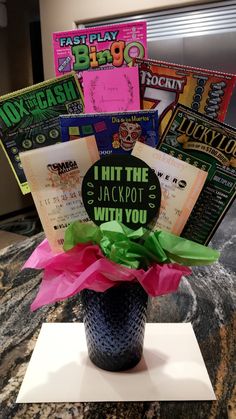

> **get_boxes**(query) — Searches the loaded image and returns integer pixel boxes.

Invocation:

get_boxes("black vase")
[81,282,148,371]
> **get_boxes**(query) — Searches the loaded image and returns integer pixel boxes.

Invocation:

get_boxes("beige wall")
[0,27,28,216]
[0,0,39,216]
[6,0,34,91]
[40,0,216,80]
[0,0,39,94]
[0,28,11,95]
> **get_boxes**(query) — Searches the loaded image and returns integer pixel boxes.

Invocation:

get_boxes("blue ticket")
[60,110,158,156]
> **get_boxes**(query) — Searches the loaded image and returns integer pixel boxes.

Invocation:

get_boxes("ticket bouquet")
[21,144,219,308]
[3,20,235,372]
[21,143,220,371]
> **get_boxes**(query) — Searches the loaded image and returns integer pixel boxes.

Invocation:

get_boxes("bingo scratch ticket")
[133,57,236,136]
[53,22,147,83]
[159,104,236,244]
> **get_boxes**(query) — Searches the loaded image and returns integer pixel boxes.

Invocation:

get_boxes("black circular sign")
[82,154,161,230]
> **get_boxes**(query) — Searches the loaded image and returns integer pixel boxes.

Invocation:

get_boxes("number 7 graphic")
[143,87,179,123]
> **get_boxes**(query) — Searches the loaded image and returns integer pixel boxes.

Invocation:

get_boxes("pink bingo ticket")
[52,21,147,83]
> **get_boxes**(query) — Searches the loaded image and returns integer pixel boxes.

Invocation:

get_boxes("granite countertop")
[0,204,235,419]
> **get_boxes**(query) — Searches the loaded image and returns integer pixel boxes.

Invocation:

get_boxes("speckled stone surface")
[0,203,235,419]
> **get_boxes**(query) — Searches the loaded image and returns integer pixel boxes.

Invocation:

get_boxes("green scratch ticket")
[159,104,236,244]
[0,73,83,194]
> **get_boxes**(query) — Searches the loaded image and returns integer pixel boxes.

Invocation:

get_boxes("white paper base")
[16,323,216,402]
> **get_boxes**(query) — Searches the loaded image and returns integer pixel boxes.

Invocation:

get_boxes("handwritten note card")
[83,67,140,113]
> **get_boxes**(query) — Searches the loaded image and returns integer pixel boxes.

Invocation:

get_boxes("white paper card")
[16,323,216,402]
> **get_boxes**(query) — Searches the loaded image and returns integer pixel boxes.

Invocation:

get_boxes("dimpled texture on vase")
[81,282,148,371]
